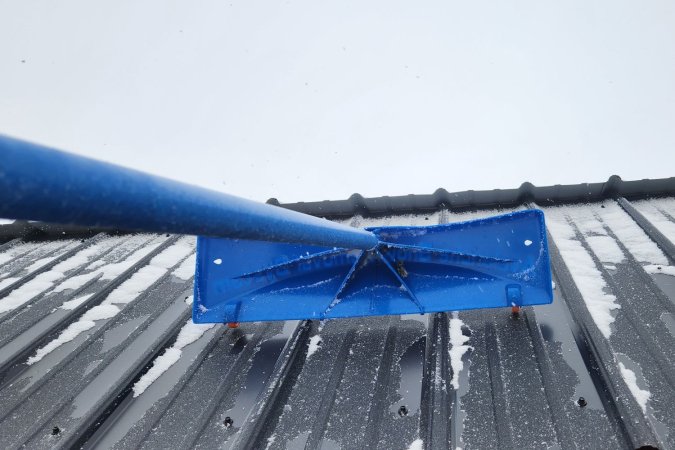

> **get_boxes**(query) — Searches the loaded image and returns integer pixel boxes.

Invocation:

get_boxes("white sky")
[1,1,674,203]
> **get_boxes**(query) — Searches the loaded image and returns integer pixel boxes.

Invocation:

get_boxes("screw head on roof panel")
[223,416,234,428]
[51,426,60,435]
[398,405,408,416]
[577,397,587,407]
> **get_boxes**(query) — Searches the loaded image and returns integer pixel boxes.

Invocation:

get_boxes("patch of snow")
[172,254,196,280]
[524,239,532,246]
[265,434,277,450]
[132,319,215,397]
[51,237,156,294]
[633,198,675,245]
[306,334,322,359]
[449,312,472,390]
[407,439,424,450]
[0,269,69,313]
[0,218,14,225]
[213,258,222,265]
[618,362,650,412]
[51,272,99,293]
[23,256,57,273]
[551,281,556,290]
[96,239,165,281]
[0,277,19,290]
[644,265,675,277]
[60,293,93,310]
[87,260,107,270]
[27,304,120,364]
[102,265,167,305]
[585,235,624,264]
[545,207,620,338]
[0,242,40,267]
[26,239,194,364]
[185,295,194,305]
[594,202,669,265]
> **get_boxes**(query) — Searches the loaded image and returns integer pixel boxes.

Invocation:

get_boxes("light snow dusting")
[132,318,215,397]
[26,238,195,365]
[449,312,472,390]
[545,207,620,338]
[618,362,650,412]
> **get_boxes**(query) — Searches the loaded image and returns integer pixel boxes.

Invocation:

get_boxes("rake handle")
[0,135,379,250]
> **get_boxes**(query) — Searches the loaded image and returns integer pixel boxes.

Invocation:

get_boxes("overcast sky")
[1,1,674,203]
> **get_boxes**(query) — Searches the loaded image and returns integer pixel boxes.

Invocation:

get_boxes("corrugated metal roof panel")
[0,194,673,449]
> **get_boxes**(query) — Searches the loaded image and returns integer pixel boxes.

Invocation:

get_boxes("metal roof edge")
[269,175,675,218]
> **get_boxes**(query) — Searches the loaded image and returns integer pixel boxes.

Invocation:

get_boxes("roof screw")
[226,322,240,329]
[600,205,605,208]
[398,405,408,417]
[511,305,521,317]
[223,416,234,428]
[51,426,61,436]
[657,266,662,270]
[396,261,408,278]
[577,397,587,407]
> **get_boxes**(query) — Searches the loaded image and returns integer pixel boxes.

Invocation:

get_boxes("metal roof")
[0,181,673,449]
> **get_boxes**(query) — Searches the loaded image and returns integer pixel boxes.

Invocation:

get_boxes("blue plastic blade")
[193,209,553,323]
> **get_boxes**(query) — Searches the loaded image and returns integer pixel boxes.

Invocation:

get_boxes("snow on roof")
[0,179,673,449]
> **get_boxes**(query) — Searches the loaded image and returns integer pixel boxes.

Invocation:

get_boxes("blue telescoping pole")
[0,135,379,250]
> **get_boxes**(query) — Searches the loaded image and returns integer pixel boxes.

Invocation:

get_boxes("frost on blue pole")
[0,135,553,323]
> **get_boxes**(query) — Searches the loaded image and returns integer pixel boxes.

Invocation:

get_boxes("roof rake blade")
[0,135,553,324]
[192,210,553,323]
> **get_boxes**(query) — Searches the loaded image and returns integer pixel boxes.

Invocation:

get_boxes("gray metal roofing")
[0,187,674,449]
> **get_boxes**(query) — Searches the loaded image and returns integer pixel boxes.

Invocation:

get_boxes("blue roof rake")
[0,135,553,323]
